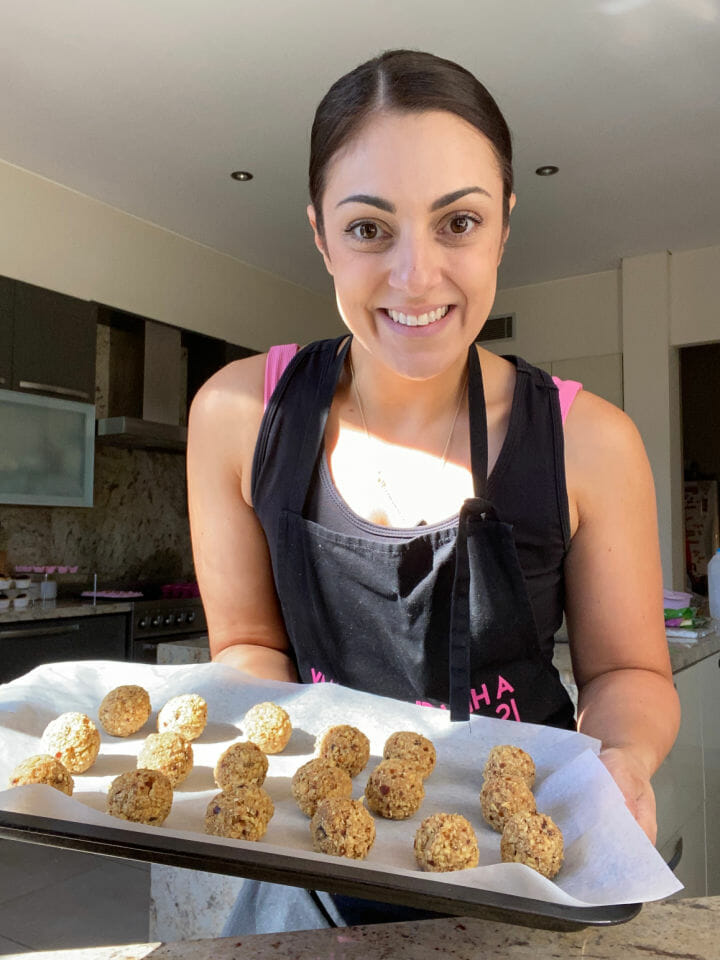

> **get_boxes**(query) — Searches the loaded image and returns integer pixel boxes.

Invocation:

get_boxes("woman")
[187,49,679,932]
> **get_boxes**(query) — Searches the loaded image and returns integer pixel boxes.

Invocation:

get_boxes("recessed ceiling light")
[230,171,254,181]
[535,165,559,176]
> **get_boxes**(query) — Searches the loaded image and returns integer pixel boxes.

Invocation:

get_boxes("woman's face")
[308,109,514,381]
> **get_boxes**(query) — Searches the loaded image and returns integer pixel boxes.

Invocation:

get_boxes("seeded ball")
[414,813,479,872]
[383,731,436,779]
[41,712,101,773]
[501,810,564,879]
[106,769,173,825]
[483,744,535,789]
[214,741,269,791]
[291,758,352,817]
[157,694,207,741]
[310,798,376,859]
[315,725,370,777]
[137,731,193,786]
[243,701,292,754]
[98,685,151,737]
[364,759,424,820]
[480,775,536,833]
[9,754,74,795]
[204,785,274,841]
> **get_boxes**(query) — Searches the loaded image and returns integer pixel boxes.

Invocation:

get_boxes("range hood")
[96,317,188,452]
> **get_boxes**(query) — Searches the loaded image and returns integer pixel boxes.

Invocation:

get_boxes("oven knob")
[176,612,187,624]
[164,614,175,626]
[138,616,149,629]
[152,614,163,627]
[187,611,196,624]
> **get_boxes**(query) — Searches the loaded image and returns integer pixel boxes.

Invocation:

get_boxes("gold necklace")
[348,356,468,527]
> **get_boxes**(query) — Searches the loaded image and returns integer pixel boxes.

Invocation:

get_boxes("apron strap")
[467,345,488,499]
[286,337,351,515]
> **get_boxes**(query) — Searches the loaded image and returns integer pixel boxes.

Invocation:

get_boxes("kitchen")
[1,0,720,957]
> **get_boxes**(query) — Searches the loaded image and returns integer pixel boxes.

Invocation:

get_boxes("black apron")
[252,336,574,728]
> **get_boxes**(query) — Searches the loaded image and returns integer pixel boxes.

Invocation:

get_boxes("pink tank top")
[264,344,582,424]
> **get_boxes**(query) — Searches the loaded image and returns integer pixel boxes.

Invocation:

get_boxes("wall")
[0,158,342,349]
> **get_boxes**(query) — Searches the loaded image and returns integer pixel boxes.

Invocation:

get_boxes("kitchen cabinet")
[0,276,13,389]
[12,279,97,401]
[0,613,129,684]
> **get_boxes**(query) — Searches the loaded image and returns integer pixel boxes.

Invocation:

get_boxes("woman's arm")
[563,391,680,843]
[187,355,298,682]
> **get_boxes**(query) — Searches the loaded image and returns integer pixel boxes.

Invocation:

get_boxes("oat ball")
[501,811,564,879]
[310,798,376,859]
[204,785,274,841]
[9,754,74,796]
[157,694,207,741]
[214,741,269,791]
[315,725,370,777]
[242,701,292,754]
[364,759,424,820]
[480,775,536,833]
[291,758,353,818]
[383,731,436,779]
[483,745,536,789]
[106,769,173,825]
[137,732,193,787]
[98,685,151,737]
[41,712,101,773]
[414,813,479,872]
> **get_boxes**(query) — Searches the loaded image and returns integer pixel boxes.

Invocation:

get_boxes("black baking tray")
[0,809,642,931]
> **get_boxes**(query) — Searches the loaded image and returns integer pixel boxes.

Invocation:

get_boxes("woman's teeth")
[386,306,450,327]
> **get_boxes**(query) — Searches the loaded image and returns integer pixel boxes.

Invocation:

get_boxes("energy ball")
[383,731,436,779]
[106,769,173,825]
[204,785,274,841]
[501,811,564,879]
[98,685,151,737]
[315,725,370,777]
[157,694,207,741]
[483,745,536,789]
[41,712,101,773]
[480,775,536,833]
[243,701,292,754]
[9,754,74,796]
[214,741,269,791]
[137,732,193,787]
[291,758,352,817]
[310,798,376,859]
[364,759,424,820]
[414,813,479,872]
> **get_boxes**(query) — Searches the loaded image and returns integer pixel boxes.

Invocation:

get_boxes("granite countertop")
[0,598,133,625]
[21,895,720,959]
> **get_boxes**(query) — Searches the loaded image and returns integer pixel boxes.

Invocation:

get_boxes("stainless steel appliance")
[130,596,207,663]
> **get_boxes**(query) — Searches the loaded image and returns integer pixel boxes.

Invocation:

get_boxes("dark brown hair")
[309,49,514,237]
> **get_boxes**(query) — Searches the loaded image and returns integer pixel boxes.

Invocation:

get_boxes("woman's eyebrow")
[336,186,492,213]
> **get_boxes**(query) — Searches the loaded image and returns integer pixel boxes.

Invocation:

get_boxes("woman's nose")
[387,232,443,296]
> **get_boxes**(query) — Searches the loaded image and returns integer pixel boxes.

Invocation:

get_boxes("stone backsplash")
[0,444,193,587]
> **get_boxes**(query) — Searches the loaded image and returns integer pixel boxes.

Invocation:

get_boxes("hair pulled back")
[309,49,514,237]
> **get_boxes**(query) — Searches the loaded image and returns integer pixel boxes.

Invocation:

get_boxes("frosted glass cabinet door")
[0,388,94,506]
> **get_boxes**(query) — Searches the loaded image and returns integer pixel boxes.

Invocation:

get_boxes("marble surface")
[0,598,132,625]
[20,895,720,959]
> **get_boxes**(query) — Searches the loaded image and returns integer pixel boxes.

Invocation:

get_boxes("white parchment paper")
[0,660,682,907]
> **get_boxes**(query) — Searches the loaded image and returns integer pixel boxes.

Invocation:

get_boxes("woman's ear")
[307,205,334,275]
[497,193,516,266]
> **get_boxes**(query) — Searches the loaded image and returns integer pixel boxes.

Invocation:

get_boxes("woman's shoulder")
[190,352,268,425]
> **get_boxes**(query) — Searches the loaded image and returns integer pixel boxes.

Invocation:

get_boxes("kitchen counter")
[0,598,133,625]
[19,894,720,959]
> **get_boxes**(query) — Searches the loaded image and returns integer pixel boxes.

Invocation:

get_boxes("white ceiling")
[1,0,718,298]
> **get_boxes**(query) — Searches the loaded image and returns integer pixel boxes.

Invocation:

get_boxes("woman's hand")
[599,745,657,845]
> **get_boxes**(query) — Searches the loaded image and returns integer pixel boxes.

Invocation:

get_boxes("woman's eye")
[346,221,386,242]
[444,213,482,237]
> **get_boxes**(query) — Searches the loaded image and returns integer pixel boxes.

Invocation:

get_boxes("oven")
[130,596,208,663]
